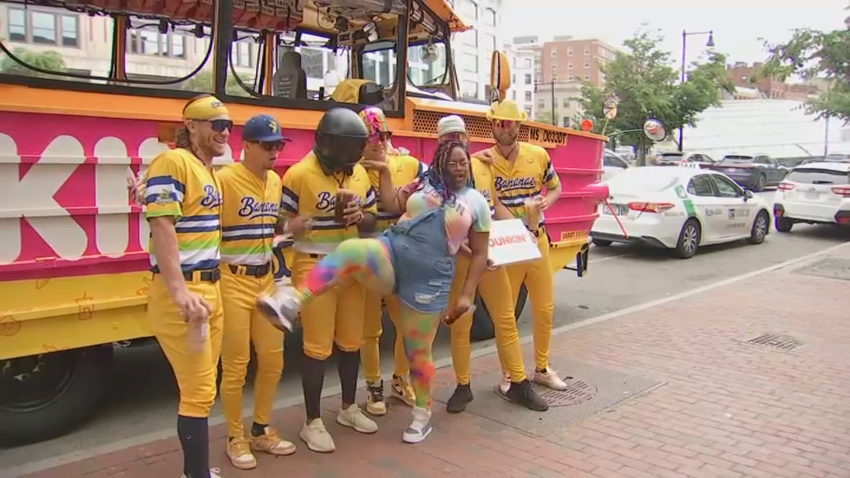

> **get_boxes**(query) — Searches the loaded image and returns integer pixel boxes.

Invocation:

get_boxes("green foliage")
[0,47,67,78]
[179,69,255,97]
[576,29,734,162]
[760,12,850,122]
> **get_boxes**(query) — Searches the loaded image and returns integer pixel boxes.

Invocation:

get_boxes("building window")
[461,80,478,98]
[459,29,477,47]
[567,73,575,81]
[584,73,590,81]
[128,29,187,59]
[567,61,573,69]
[563,97,569,107]
[524,73,531,85]
[232,41,253,68]
[463,52,478,72]
[523,58,532,68]
[567,47,573,56]
[482,33,496,51]
[550,48,557,57]
[584,46,590,55]
[511,73,516,83]
[458,0,478,20]
[8,8,79,48]
[525,106,532,115]
[584,59,590,69]
[484,8,496,26]
[524,91,532,101]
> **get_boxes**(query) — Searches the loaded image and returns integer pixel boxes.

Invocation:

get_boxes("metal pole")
[824,82,831,157]
[678,30,687,152]
[551,80,556,126]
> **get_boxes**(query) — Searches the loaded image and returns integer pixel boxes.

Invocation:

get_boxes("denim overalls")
[380,207,456,314]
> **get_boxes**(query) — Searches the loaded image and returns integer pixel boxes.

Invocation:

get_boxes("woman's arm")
[460,229,489,301]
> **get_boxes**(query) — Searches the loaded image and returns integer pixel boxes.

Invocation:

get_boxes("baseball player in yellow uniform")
[438,116,548,414]
[357,107,423,416]
[273,108,379,453]
[145,95,228,478]
[217,115,301,470]
[485,100,569,393]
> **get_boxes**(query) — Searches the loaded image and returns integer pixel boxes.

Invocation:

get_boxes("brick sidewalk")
[17,250,850,478]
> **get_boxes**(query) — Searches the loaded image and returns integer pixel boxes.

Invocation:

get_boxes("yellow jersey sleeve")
[280,164,301,220]
[538,147,561,190]
[144,150,188,219]
[471,158,496,216]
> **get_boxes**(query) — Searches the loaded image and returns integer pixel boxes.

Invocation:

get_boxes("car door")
[686,174,724,242]
[754,156,782,184]
[709,174,754,239]
[765,156,787,183]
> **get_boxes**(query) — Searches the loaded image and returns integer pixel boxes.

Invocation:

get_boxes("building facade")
[450,0,503,102]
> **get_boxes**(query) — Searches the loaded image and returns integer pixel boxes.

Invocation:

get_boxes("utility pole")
[550,80,556,126]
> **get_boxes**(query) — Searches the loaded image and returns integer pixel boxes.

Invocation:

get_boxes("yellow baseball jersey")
[280,152,377,254]
[216,163,282,266]
[144,148,223,272]
[367,154,426,232]
[471,157,497,218]
[491,142,560,225]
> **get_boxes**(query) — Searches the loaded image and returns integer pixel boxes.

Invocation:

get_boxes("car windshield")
[721,155,755,165]
[658,153,683,162]
[787,168,850,185]
[608,168,681,192]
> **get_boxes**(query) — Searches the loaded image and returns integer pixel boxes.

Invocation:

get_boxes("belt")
[150,269,221,283]
[308,253,324,259]
[228,263,271,277]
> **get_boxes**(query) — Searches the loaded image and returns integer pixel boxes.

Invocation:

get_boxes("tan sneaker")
[390,375,416,407]
[182,467,224,477]
[299,418,336,453]
[365,380,387,416]
[533,367,569,391]
[336,404,378,434]
[226,438,257,470]
[250,426,296,456]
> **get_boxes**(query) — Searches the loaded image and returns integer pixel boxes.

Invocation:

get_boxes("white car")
[591,165,771,258]
[773,162,850,232]
[602,150,629,183]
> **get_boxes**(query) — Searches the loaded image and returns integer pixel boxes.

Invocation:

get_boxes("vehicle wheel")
[470,284,528,342]
[775,216,794,233]
[592,238,613,247]
[747,210,770,244]
[673,219,701,259]
[0,346,113,447]
[754,174,767,192]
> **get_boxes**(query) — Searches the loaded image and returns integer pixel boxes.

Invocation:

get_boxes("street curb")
[6,240,848,478]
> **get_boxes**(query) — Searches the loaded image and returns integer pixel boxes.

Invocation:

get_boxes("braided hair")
[422,139,475,204]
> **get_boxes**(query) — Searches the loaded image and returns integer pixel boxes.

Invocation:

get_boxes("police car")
[774,162,850,232]
[591,164,771,258]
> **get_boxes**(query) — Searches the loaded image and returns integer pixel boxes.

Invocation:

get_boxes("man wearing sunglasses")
[216,115,302,470]
[357,107,424,417]
[436,115,549,414]
[485,100,568,395]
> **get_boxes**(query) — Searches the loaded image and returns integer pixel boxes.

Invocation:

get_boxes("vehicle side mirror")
[744,190,754,200]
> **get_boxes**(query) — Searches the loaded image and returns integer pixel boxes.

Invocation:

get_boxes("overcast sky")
[503,0,848,65]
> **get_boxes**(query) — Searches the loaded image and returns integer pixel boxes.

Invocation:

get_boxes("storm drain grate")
[537,380,597,407]
[744,334,804,351]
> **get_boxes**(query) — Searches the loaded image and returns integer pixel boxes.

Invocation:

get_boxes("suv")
[655,151,717,166]
[774,162,850,232]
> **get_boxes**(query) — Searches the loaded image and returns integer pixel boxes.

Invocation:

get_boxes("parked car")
[773,162,850,232]
[602,150,629,182]
[655,151,718,167]
[707,154,788,192]
[591,166,771,259]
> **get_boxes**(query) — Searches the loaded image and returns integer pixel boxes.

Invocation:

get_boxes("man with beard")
[265,107,379,453]
[484,100,569,394]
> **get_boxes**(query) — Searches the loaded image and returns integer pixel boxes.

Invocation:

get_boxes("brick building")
[726,61,819,101]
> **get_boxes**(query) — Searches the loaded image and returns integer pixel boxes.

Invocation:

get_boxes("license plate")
[603,204,629,216]
[805,192,820,200]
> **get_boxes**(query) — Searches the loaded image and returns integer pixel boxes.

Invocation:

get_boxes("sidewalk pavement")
[16,247,850,478]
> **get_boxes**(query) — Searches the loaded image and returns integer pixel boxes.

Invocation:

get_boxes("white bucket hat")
[437,115,467,137]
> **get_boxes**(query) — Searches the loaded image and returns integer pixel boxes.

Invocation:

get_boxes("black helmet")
[314,108,369,175]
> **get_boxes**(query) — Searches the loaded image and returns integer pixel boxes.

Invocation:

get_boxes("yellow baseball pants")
[219,265,284,439]
[148,273,224,418]
[448,255,527,384]
[361,291,409,383]
[292,252,366,360]
[506,230,554,370]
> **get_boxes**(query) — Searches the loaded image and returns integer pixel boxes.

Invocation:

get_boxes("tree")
[179,69,255,97]
[576,29,734,164]
[0,47,66,78]
[760,12,849,123]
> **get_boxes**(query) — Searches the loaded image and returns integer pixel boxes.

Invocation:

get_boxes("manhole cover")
[744,333,804,351]
[794,258,850,281]
[538,380,597,407]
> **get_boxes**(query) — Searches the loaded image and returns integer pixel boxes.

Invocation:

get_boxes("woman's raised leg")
[398,303,441,444]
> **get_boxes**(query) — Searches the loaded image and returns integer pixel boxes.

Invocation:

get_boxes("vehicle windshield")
[788,168,850,185]
[608,168,682,192]
[360,39,449,93]
[721,155,755,164]
[658,153,684,162]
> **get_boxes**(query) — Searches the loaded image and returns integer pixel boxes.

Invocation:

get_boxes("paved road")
[1,192,848,472]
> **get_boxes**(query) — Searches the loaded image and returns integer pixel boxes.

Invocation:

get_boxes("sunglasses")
[196,119,234,133]
[248,140,287,152]
[368,131,393,144]
[440,132,466,142]
[494,120,517,129]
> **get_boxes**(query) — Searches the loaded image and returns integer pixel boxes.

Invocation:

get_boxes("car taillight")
[777,182,795,191]
[628,202,675,213]
[831,186,850,197]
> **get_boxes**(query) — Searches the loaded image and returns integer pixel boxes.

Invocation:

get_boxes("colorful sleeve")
[280,168,299,219]
[417,160,429,176]
[363,186,378,213]
[541,150,561,190]
[144,151,187,219]
[470,191,492,233]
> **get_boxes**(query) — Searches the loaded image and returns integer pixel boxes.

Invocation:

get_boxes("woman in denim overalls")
[263,140,491,444]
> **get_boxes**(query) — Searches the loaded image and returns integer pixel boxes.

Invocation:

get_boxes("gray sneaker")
[257,286,302,332]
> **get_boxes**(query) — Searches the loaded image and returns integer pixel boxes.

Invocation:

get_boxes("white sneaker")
[402,406,433,444]
[181,468,223,478]
[336,404,378,434]
[533,367,569,391]
[256,286,302,332]
[498,373,511,395]
[299,418,336,453]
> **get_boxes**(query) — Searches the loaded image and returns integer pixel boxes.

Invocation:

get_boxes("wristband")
[526,226,540,238]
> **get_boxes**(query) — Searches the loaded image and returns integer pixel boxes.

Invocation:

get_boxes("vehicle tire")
[747,210,770,244]
[673,219,701,259]
[470,284,528,342]
[592,238,613,247]
[775,216,794,233]
[0,345,113,447]
[754,174,767,192]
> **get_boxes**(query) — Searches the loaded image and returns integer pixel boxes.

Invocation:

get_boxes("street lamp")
[679,29,715,152]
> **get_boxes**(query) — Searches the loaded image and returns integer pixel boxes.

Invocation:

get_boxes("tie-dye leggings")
[298,238,439,409]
